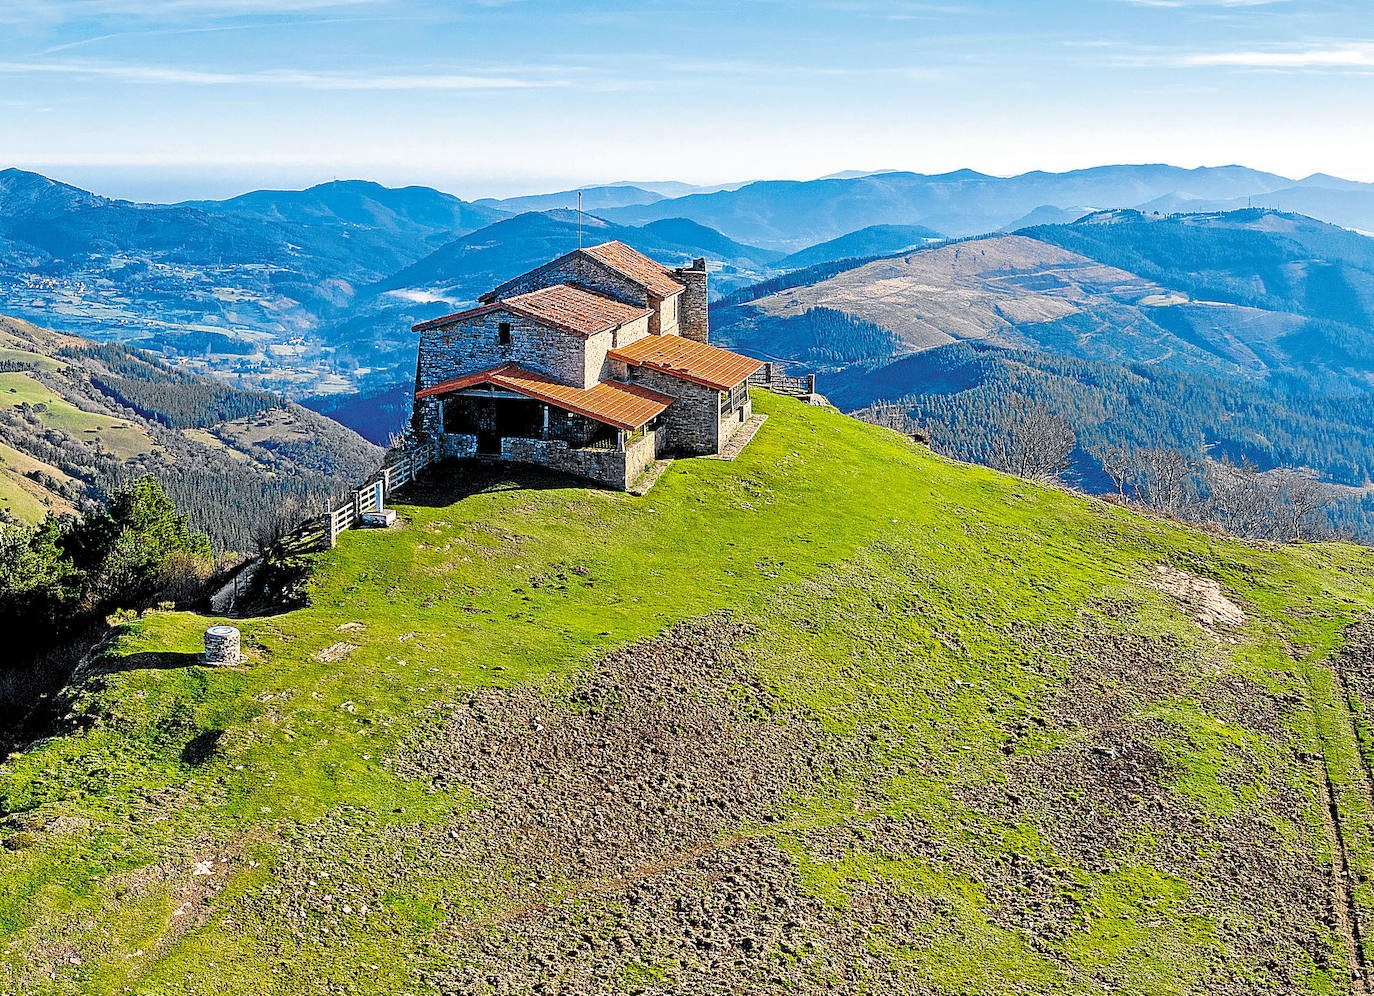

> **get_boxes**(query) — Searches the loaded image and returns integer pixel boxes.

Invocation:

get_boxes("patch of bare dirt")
[313,642,357,663]
[385,614,942,994]
[1148,565,1247,630]
[964,618,1331,992]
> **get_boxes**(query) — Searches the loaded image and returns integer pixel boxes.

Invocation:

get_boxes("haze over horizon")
[2,0,1371,202]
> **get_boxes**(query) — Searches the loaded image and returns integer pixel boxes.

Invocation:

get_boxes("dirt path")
[1315,751,1369,994]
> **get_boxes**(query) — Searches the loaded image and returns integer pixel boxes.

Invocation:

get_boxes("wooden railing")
[749,361,816,398]
[318,438,441,548]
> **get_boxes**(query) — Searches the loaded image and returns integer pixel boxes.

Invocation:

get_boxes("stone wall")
[718,391,753,445]
[441,432,479,459]
[417,309,590,391]
[630,367,720,456]
[624,428,658,485]
[652,292,683,337]
[588,313,650,386]
[501,436,631,490]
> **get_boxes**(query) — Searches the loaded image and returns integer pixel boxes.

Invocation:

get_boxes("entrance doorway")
[476,430,500,455]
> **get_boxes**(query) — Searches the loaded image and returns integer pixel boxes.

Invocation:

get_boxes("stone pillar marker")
[204,625,242,665]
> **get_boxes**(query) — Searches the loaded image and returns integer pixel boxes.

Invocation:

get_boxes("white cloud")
[1182,44,1374,68]
[0,60,564,89]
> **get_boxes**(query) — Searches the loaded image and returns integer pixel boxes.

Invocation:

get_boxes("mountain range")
[5,163,1374,399]
[598,164,1374,249]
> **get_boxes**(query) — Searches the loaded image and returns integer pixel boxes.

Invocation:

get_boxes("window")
[498,321,512,345]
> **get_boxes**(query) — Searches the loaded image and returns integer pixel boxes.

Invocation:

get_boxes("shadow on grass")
[393,457,609,509]
[95,651,203,674]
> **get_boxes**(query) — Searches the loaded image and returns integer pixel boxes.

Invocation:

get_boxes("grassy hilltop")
[5,390,1374,994]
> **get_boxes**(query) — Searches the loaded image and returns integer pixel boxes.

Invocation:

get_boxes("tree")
[71,476,212,606]
[1090,443,1134,496]
[988,394,1076,482]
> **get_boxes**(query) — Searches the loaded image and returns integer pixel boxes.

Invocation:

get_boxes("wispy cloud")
[39,16,402,55]
[0,60,564,89]
[1181,44,1374,68]
[30,0,383,14]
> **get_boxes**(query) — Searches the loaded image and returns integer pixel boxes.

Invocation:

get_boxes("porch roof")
[415,363,674,431]
[608,334,764,391]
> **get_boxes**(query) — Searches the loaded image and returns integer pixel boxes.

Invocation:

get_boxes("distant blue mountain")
[599,164,1340,248]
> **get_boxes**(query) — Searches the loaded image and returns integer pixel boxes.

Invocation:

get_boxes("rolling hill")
[773,223,946,270]
[0,314,379,550]
[3,392,1374,994]
[712,209,1374,523]
[0,171,507,396]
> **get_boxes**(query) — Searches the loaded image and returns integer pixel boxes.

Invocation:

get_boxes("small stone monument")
[203,625,242,665]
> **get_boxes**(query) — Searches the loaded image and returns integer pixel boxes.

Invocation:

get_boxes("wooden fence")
[749,361,816,398]
[314,438,441,548]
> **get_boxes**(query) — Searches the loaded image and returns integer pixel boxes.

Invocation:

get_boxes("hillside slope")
[712,211,1374,514]
[0,315,379,549]
[4,392,1374,994]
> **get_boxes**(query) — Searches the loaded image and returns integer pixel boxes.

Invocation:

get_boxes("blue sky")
[1,0,1370,201]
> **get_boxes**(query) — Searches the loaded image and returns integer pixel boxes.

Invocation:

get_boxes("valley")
[0,314,378,551]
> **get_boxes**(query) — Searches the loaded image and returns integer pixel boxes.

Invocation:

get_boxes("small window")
[498,321,512,345]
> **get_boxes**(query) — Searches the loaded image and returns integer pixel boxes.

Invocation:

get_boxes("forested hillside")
[0,315,379,551]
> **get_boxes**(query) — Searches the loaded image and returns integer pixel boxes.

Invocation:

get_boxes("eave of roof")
[415,363,674,431]
[608,335,764,391]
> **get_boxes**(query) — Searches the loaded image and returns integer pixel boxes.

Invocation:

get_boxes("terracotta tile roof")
[415,363,674,431]
[414,284,650,337]
[608,335,764,391]
[581,241,685,299]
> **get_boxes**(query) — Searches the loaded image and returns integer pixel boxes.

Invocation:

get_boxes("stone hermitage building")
[411,242,764,490]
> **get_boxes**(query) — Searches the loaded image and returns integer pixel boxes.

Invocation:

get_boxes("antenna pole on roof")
[577,190,583,248]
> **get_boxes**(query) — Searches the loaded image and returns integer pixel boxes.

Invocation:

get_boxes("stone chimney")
[675,257,709,343]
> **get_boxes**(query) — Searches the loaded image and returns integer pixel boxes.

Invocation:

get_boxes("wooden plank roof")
[413,284,650,337]
[415,363,674,430]
[608,335,764,391]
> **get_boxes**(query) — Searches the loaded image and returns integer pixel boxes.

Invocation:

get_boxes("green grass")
[2,391,1373,994]
[0,371,152,459]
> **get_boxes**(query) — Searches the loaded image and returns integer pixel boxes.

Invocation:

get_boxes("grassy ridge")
[3,391,1374,994]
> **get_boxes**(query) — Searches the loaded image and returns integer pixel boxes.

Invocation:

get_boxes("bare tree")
[988,395,1076,482]
[1135,446,1200,515]
[1090,443,1135,496]
[1280,473,1337,541]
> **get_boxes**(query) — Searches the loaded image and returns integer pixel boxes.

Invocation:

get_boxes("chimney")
[675,257,709,343]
